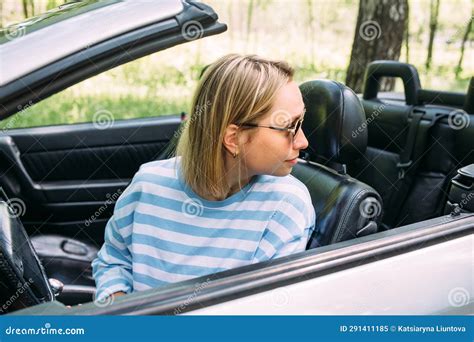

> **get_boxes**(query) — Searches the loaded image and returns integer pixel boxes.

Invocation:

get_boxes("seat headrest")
[299,80,368,165]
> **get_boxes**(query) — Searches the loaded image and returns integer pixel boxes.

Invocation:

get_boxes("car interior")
[0,60,472,314]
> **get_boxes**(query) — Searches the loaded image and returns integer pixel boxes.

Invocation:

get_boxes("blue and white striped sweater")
[92,157,316,300]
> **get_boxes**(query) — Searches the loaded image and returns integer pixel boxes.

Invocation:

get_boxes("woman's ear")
[222,124,240,156]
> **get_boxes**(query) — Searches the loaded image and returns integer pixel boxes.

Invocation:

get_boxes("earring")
[233,150,238,158]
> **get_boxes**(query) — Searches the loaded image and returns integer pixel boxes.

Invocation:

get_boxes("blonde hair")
[176,54,294,200]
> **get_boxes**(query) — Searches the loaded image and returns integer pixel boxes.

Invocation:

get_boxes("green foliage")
[1,0,472,130]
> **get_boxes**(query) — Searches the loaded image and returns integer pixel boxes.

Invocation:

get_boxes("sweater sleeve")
[253,183,316,262]
[91,180,141,301]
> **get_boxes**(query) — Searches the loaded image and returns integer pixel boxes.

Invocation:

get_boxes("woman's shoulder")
[256,173,309,190]
[114,157,182,211]
[253,174,312,204]
[124,157,180,194]
[252,174,315,225]
[137,157,180,176]
[127,157,180,186]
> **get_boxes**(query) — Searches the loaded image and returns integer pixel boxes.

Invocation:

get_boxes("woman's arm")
[254,183,316,261]
[92,216,134,301]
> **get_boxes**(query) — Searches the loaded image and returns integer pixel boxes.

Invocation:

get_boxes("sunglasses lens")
[296,120,302,132]
[292,120,302,141]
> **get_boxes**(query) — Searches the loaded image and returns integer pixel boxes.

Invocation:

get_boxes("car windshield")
[0,0,119,45]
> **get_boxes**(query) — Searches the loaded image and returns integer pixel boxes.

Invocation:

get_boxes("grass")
[1,0,472,130]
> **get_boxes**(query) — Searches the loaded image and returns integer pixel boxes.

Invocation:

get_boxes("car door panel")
[0,115,181,245]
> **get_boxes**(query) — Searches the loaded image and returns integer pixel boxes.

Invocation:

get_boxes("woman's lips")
[286,158,298,165]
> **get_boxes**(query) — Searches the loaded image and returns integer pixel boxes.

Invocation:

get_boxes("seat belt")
[396,109,425,180]
[383,109,424,226]
[386,110,449,227]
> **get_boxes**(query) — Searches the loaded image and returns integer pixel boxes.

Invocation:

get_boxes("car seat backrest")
[293,80,383,248]
[301,78,368,166]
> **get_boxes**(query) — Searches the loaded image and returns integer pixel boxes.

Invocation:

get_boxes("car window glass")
[0,48,202,130]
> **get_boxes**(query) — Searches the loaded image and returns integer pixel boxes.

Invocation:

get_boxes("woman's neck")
[198,176,252,201]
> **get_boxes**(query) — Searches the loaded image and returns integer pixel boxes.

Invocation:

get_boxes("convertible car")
[0,0,472,315]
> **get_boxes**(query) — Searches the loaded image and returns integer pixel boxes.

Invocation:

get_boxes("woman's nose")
[293,128,309,150]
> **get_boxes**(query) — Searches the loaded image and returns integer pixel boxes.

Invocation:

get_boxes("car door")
[0,0,226,249]
[0,115,181,245]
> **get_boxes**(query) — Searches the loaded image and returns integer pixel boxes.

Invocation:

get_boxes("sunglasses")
[238,118,304,142]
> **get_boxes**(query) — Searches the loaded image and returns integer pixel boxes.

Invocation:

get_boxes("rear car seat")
[348,61,474,228]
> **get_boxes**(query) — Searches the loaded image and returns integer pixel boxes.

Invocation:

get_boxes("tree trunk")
[456,17,473,77]
[47,0,58,10]
[0,0,3,29]
[346,0,409,93]
[246,0,255,47]
[425,0,440,70]
[404,4,410,63]
[22,0,29,18]
[29,0,35,17]
[306,0,316,70]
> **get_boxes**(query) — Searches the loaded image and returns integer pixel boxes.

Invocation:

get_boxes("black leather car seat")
[0,200,56,313]
[292,79,384,249]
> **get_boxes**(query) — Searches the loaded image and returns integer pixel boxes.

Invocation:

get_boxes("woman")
[92,54,316,301]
